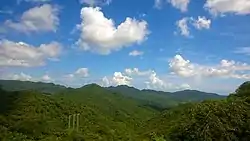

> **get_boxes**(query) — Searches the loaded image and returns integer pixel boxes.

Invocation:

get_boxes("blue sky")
[0,0,250,94]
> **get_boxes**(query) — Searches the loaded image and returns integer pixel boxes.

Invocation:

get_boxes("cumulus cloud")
[169,54,250,79]
[41,74,52,82]
[176,17,190,37]
[129,50,144,56]
[65,68,89,80]
[0,39,62,67]
[80,0,112,6]
[124,68,152,76]
[168,0,190,12]
[75,68,89,77]
[145,71,171,90]
[77,7,149,55]
[145,71,191,91]
[192,16,211,30]
[176,16,211,37]
[5,4,59,33]
[102,68,191,91]
[101,76,110,87]
[11,72,32,81]
[204,0,250,16]
[112,72,132,86]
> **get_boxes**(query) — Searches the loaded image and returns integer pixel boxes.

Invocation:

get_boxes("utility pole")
[68,113,80,131]
[77,113,80,131]
[73,114,76,129]
[68,115,71,129]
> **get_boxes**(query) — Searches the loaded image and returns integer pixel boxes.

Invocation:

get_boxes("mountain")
[0,80,225,111]
[139,82,250,141]
[0,80,249,140]
[108,85,225,110]
[0,80,67,94]
[0,84,156,140]
[170,89,224,101]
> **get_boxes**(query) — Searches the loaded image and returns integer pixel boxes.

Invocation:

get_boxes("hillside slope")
[0,84,156,141]
[0,80,67,94]
[108,85,224,110]
[140,82,250,141]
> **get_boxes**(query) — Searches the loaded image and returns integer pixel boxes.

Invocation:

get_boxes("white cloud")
[176,16,212,37]
[204,0,250,16]
[192,16,211,30]
[145,71,170,90]
[77,7,149,55]
[41,74,52,82]
[145,71,190,91]
[65,68,89,80]
[168,0,190,12]
[0,39,62,67]
[176,17,190,37]
[101,76,110,87]
[11,72,32,81]
[101,68,191,91]
[101,72,132,86]
[125,68,152,76]
[169,54,250,79]
[234,47,250,56]
[112,72,132,86]
[80,0,112,6]
[5,4,59,33]
[129,50,144,56]
[75,68,89,77]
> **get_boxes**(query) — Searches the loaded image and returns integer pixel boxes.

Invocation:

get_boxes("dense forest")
[0,80,249,141]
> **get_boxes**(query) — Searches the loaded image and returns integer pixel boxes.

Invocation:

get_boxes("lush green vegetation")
[141,81,250,141]
[0,80,67,94]
[0,80,249,141]
[108,85,225,110]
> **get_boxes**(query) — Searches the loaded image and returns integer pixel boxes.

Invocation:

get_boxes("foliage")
[108,85,225,110]
[0,80,66,94]
[142,81,250,141]
[0,80,249,141]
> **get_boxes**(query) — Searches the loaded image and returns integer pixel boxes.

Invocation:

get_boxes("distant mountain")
[108,85,225,110]
[0,80,67,94]
[0,80,225,110]
[170,90,224,102]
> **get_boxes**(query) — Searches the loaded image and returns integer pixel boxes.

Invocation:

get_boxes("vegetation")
[141,81,250,141]
[0,80,67,94]
[0,80,249,140]
[108,85,225,110]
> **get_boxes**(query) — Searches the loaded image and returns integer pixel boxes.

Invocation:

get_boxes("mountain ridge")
[0,80,223,95]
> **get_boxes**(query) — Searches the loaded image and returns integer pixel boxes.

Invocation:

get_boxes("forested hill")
[0,80,249,140]
[139,81,250,141]
[0,80,67,94]
[0,80,225,110]
[108,85,224,110]
[0,84,156,140]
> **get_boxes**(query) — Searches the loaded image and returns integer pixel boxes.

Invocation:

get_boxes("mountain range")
[0,80,249,140]
[0,80,225,110]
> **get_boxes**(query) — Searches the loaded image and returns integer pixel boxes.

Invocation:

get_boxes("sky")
[0,0,250,95]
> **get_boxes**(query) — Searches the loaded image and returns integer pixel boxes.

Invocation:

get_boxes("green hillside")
[0,80,249,141]
[0,80,67,94]
[108,85,224,110]
[0,84,156,141]
[140,81,250,141]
